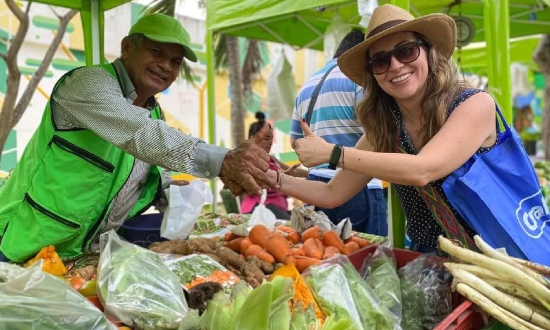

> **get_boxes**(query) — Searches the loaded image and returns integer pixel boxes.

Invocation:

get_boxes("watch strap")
[328,144,342,170]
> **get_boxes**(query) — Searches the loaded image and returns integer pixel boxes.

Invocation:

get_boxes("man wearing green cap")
[0,14,277,263]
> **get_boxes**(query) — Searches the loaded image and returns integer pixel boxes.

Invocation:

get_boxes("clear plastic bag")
[0,261,117,330]
[324,14,350,62]
[398,254,453,330]
[248,189,277,228]
[161,180,213,240]
[360,241,402,323]
[302,255,400,330]
[97,230,188,330]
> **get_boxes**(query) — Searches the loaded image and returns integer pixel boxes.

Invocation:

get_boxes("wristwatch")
[328,144,342,170]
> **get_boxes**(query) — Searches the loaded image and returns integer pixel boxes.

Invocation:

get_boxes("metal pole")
[206,29,218,212]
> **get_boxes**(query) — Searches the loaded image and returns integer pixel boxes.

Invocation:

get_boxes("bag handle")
[305,64,338,125]
[495,104,511,133]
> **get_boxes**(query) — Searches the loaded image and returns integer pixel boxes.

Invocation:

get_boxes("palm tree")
[145,0,263,147]
[533,35,550,160]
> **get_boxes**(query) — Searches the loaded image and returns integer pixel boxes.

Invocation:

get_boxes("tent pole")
[90,0,101,65]
[484,0,512,122]
[388,0,410,249]
[206,29,218,212]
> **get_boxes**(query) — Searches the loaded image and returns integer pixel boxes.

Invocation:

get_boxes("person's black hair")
[333,28,365,58]
[248,111,269,138]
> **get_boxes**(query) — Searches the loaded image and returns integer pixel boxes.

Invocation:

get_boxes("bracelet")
[341,146,345,170]
[279,172,286,188]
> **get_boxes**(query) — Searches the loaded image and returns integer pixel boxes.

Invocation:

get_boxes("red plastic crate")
[348,245,485,330]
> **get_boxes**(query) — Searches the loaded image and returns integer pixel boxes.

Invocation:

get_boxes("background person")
[241,112,307,219]
[290,29,387,235]
[0,14,277,263]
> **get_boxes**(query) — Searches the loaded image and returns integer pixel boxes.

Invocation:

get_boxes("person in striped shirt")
[290,29,387,236]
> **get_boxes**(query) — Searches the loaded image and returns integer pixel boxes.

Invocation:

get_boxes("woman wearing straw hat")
[266,4,518,254]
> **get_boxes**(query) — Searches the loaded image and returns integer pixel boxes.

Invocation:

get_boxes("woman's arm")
[295,92,497,186]
[269,167,371,208]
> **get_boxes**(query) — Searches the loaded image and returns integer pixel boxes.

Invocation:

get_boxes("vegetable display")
[439,235,550,330]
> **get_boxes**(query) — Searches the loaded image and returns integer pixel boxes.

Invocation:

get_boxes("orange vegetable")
[291,247,306,257]
[225,237,245,252]
[257,250,275,264]
[249,224,271,247]
[271,265,326,323]
[294,256,321,273]
[284,255,297,266]
[265,233,293,264]
[346,236,371,248]
[323,246,340,259]
[285,231,301,245]
[344,241,360,254]
[240,238,254,255]
[322,230,348,255]
[303,238,324,259]
[301,226,323,242]
[245,244,264,257]
[224,232,238,241]
[24,245,67,276]
[275,225,296,234]
[69,276,87,291]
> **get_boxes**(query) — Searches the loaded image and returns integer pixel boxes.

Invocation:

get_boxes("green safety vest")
[0,64,162,262]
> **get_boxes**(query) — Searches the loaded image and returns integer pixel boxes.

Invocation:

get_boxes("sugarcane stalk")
[439,236,550,310]
[448,266,550,329]
[456,283,545,330]
[474,235,550,288]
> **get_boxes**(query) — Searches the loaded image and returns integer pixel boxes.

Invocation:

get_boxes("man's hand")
[294,119,333,167]
[171,179,190,186]
[219,123,279,195]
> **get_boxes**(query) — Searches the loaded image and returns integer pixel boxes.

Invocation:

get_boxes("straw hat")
[338,4,456,86]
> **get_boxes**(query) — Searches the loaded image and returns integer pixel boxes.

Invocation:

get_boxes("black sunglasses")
[367,40,425,75]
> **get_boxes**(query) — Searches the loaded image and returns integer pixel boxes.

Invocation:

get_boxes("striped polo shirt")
[290,59,382,189]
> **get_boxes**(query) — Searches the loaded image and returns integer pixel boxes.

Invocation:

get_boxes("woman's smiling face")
[368,31,429,103]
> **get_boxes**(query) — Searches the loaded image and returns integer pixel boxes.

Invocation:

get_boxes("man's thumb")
[300,118,314,136]
[251,122,269,144]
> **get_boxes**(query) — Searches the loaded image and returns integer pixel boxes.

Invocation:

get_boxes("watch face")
[454,16,475,47]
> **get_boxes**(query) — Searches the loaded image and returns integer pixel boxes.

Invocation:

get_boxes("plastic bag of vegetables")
[0,261,117,330]
[302,255,401,330]
[97,230,188,330]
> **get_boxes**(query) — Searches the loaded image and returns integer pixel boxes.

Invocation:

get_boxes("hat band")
[367,19,407,38]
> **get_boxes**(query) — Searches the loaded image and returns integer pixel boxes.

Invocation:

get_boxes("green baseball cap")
[129,13,197,62]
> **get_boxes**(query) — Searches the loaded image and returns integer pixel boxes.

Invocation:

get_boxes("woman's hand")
[294,119,333,167]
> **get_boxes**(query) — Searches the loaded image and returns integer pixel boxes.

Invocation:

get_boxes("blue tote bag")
[443,105,550,266]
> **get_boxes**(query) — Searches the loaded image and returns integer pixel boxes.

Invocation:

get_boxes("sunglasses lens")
[370,53,391,74]
[369,42,423,74]
[395,43,421,64]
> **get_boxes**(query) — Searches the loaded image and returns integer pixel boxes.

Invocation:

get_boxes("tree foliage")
[0,1,77,166]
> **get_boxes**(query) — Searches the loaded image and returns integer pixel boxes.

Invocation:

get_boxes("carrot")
[301,226,323,242]
[303,238,324,259]
[240,238,254,255]
[257,250,275,264]
[323,246,340,259]
[224,231,238,242]
[344,241,360,254]
[285,231,301,245]
[245,244,264,257]
[276,225,296,234]
[284,255,296,266]
[322,230,348,255]
[294,256,321,273]
[291,247,306,257]
[249,224,271,247]
[265,232,293,264]
[347,236,371,248]
[225,237,245,252]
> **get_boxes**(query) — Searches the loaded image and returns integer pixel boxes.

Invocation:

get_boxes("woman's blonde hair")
[357,35,470,152]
